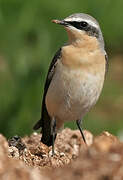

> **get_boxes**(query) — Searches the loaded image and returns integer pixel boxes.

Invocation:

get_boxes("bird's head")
[52,13,104,48]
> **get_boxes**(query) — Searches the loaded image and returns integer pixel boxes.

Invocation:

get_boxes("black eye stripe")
[66,21,88,30]
[80,21,88,27]
[65,21,99,38]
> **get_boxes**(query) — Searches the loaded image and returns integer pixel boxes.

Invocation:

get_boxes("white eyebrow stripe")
[64,17,99,29]
[86,20,99,28]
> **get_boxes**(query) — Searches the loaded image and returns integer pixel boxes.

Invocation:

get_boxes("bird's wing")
[105,52,108,74]
[44,48,62,97]
[33,48,61,146]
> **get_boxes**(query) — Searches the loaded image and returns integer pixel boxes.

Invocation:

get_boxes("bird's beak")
[52,19,68,26]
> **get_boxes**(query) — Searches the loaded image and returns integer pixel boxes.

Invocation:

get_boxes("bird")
[33,13,108,155]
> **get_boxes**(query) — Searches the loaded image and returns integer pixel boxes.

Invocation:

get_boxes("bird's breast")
[46,54,105,125]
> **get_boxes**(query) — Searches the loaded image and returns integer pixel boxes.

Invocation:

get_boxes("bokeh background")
[0,0,123,138]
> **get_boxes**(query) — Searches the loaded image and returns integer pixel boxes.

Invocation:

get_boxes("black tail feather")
[41,106,57,147]
[41,134,57,147]
[33,104,57,147]
[33,119,42,130]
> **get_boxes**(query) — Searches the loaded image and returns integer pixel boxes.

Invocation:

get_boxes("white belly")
[46,61,104,127]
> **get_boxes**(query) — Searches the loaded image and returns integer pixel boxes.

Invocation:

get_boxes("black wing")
[105,53,108,74]
[33,48,61,146]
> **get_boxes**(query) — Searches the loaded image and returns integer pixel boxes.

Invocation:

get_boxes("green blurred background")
[0,0,123,138]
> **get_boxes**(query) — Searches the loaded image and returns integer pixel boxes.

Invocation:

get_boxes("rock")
[0,129,123,179]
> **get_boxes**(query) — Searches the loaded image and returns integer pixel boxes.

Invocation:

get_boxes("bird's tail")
[33,108,56,147]
[33,119,42,130]
[41,110,53,146]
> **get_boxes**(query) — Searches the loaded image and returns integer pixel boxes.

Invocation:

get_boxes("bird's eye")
[80,21,88,28]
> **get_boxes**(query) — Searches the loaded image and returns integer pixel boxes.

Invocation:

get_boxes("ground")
[0,128,123,180]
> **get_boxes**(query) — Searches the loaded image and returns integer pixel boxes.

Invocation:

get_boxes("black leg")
[51,117,56,156]
[76,119,86,144]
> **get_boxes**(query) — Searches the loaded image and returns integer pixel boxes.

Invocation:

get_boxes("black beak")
[52,19,68,26]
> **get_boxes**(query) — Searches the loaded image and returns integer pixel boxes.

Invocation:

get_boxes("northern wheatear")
[33,13,108,155]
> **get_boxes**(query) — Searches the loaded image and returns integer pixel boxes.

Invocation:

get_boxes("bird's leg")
[51,117,56,156]
[76,119,86,144]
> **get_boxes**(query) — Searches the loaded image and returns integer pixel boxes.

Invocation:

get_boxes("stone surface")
[0,129,123,179]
